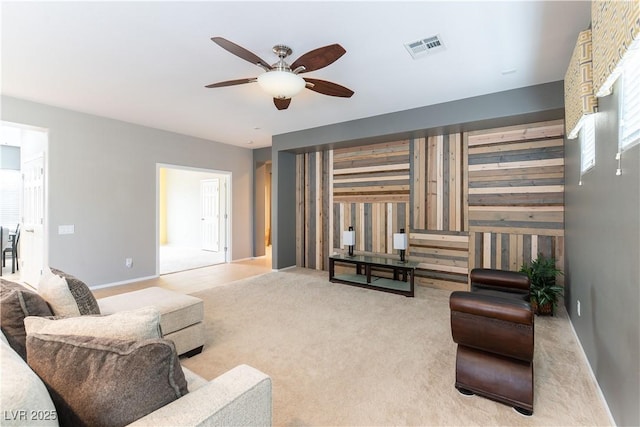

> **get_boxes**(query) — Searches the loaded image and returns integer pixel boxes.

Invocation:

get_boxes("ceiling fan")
[205,37,354,110]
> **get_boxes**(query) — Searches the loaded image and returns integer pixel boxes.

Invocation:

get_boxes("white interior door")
[201,178,220,251]
[21,154,45,285]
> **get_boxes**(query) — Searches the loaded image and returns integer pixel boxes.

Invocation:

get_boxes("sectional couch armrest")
[128,364,272,427]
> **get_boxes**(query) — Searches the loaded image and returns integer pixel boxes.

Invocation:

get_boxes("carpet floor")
[180,268,611,426]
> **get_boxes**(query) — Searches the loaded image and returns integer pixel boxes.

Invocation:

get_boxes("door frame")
[155,163,232,275]
[20,152,46,285]
[1,121,49,285]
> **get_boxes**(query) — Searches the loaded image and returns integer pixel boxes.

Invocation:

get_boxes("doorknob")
[24,227,35,233]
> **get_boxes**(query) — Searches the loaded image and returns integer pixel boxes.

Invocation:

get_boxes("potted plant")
[519,254,564,315]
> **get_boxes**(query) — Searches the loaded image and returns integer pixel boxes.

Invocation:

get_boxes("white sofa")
[1,328,272,427]
[1,273,272,427]
[98,287,206,357]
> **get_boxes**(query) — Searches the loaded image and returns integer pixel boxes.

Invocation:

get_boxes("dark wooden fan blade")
[291,44,346,73]
[274,98,291,110]
[205,78,256,88]
[211,37,272,70]
[304,78,354,98]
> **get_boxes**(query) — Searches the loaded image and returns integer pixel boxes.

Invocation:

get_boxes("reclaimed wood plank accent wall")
[295,151,332,270]
[408,230,470,289]
[295,119,565,290]
[409,134,470,289]
[466,120,565,281]
[411,134,465,231]
[332,141,411,254]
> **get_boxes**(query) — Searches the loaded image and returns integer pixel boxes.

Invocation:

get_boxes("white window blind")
[581,114,596,174]
[620,49,640,151]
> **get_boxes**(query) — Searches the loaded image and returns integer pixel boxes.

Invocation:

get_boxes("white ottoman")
[98,287,204,357]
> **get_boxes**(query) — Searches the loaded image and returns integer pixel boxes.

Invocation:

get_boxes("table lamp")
[343,226,355,257]
[393,228,408,262]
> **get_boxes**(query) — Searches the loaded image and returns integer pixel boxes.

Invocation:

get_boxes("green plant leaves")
[520,253,564,312]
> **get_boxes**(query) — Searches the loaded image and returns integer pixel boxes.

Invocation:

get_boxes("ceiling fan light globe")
[257,70,305,99]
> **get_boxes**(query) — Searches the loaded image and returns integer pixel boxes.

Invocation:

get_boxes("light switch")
[58,225,75,235]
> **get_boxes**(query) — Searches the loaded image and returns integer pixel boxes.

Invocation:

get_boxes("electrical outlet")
[125,258,133,268]
[577,300,581,317]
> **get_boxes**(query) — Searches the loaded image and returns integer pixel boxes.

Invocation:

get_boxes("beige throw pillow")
[24,306,162,341]
[37,268,100,316]
[37,268,81,316]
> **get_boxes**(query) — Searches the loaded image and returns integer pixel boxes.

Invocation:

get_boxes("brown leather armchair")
[450,268,534,415]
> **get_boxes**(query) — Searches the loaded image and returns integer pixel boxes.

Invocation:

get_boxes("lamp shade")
[257,70,306,99]
[343,230,355,246]
[393,233,408,250]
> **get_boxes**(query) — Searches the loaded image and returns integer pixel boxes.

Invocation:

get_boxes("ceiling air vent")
[404,35,446,59]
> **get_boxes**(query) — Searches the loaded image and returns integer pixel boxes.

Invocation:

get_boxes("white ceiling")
[1,1,590,149]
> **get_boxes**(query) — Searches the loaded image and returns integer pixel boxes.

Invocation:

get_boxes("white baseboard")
[90,275,159,290]
[274,264,297,272]
[568,317,617,426]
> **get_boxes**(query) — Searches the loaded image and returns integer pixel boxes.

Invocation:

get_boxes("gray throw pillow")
[0,336,58,427]
[0,279,53,360]
[50,268,100,315]
[26,333,188,427]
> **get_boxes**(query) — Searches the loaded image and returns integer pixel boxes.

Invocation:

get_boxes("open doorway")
[254,160,272,258]
[0,121,48,285]
[156,164,231,275]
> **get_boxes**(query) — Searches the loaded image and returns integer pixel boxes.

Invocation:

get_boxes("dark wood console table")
[329,254,419,297]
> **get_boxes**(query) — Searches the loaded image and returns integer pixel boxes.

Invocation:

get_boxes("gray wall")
[253,147,271,163]
[1,95,254,287]
[271,81,565,270]
[272,150,297,270]
[564,79,640,426]
[273,81,564,153]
